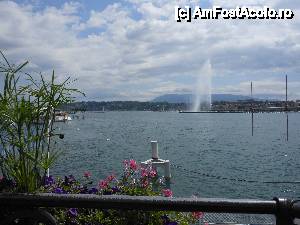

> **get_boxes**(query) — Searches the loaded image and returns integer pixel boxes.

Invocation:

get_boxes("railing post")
[274,198,294,225]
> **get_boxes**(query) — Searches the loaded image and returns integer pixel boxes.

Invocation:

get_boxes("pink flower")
[83,171,91,178]
[141,168,148,177]
[98,180,108,189]
[129,159,138,171]
[192,211,204,219]
[106,174,115,182]
[123,160,129,168]
[162,189,173,197]
[149,169,157,178]
[142,180,149,188]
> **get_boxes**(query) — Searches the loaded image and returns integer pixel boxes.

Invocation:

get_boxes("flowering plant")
[36,160,204,225]
[0,51,82,193]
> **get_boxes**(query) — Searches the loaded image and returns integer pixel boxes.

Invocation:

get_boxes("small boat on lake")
[55,111,72,122]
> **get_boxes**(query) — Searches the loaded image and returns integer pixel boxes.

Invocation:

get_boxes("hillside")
[152,94,256,103]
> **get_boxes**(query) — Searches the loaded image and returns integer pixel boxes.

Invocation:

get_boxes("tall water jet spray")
[192,60,212,112]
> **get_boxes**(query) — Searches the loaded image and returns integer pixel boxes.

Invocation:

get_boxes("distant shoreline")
[60,100,300,112]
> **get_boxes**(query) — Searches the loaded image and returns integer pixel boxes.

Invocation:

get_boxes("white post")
[164,160,171,179]
[47,152,50,177]
[151,141,158,159]
[47,123,50,177]
[142,141,171,181]
[46,109,53,177]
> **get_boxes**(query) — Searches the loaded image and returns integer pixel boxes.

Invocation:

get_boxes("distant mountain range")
[152,94,265,103]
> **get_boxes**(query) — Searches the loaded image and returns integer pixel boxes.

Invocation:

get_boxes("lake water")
[52,111,300,200]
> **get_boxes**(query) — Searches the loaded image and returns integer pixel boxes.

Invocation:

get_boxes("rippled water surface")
[53,111,300,199]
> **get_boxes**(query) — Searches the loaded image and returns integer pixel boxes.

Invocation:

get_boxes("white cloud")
[211,0,280,8]
[0,0,299,101]
[214,79,300,99]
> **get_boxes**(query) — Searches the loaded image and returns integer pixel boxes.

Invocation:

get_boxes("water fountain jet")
[191,60,212,112]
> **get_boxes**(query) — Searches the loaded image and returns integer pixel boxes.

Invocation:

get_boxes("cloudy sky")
[0,0,300,101]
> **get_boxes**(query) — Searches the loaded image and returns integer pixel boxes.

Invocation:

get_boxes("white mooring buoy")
[151,141,159,159]
[141,141,171,179]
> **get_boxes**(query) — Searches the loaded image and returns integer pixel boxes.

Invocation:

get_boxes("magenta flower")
[129,159,138,171]
[162,189,173,197]
[106,174,115,182]
[142,180,149,188]
[149,169,157,178]
[192,211,204,219]
[83,171,91,178]
[99,180,108,189]
[141,168,148,177]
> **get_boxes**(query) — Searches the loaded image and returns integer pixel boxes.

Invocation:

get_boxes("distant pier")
[179,111,245,113]
[178,110,300,114]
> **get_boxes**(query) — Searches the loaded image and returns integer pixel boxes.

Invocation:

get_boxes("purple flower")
[103,190,112,195]
[54,187,64,194]
[161,215,169,219]
[161,214,178,225]
[68,208,78,217]
[44,176,55,186]
[80,187,88,194]
[111,186,120,193]
[161,215,170,223]
[88,187,98,194]
[64,175,76,185]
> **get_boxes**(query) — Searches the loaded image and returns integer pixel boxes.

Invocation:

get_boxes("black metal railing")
[0,193,299,225]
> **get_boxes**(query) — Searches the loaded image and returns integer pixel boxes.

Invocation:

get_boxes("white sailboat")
[99,106,105,113]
